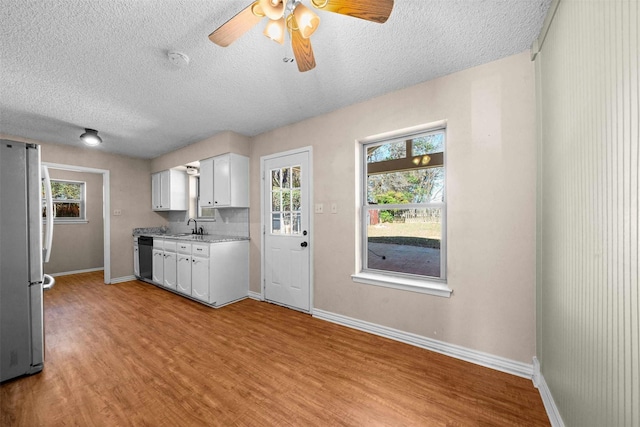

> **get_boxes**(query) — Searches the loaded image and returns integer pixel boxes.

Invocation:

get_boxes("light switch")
[330,203,337,214]
[314,203,324,214]
[113,209,122,216]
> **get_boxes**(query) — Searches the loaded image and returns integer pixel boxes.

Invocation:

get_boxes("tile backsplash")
[165,209,249,237]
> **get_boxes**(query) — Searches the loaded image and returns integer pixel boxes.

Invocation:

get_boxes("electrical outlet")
[330,203,337,214]
[314,203,324,214]
[113,209,122,216]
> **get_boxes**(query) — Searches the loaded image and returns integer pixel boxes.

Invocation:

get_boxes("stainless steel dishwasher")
[138,236,153,281]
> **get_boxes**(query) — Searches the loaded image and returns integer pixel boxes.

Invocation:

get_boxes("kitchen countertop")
[151,234,249,243]
[133,228,249,243]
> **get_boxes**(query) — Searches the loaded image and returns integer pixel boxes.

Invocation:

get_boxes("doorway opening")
[43,162,111,284]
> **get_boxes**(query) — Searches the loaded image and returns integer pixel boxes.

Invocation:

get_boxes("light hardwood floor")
[1,272,549,426]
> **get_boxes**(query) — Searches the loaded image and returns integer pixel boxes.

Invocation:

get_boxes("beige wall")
[151,131,250,172]
[0,134,164,280]
[249,51,537,363]
[535,0,639,425]
[1,51,538,364]
[44,169,104,275]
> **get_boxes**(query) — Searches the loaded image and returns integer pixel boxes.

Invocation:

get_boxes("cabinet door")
[163,251,177,290]
[133,245,140,277]
[199,158,214,208]
[151,173,162,210]
[152,249,164,284]
[191,256,209,302]
[176,254,192,295]
[160,170,170,209]
[213,155,230,206]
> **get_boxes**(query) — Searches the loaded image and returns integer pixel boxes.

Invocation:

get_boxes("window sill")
[47,220,89,225]
[351,272,452,298]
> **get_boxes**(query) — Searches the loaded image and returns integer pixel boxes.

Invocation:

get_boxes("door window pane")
[271,165,302,235]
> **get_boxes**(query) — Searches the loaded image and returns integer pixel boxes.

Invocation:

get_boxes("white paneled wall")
[535,0,638,426]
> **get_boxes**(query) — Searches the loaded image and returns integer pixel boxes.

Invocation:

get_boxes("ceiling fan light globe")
[310,0,329,9]
[259,0,285,20]
[293,3,320,39]
[264,18,285,44]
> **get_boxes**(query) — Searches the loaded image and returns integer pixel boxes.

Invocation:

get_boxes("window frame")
[352,122,452,298]
[45,179,87,224]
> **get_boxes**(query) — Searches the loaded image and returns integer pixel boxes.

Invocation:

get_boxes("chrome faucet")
[187,218,198,234]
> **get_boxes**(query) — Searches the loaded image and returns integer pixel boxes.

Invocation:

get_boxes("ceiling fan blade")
[208,2,264,47]
[290,23,316,72]
[311,0,394,24]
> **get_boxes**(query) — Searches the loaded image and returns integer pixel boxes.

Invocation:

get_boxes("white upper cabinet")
[198,158,214,208]
[151,169,188,211]
[199,153,249,209]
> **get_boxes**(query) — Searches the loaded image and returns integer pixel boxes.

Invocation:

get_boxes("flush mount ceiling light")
[208,0,394,72]
[80,129,102,146]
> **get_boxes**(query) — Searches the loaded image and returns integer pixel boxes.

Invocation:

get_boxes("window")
[270,165,302,235]
[353,126,450,297]
[43,180,86,222]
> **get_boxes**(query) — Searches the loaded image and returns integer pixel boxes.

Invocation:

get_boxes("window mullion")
[366,202,444,210]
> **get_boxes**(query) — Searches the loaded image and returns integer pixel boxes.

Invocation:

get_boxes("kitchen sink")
[164,233,207,240]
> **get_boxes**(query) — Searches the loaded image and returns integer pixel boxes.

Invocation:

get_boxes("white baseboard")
[50,267,104,277]
[533,357,565,427]
[110,275,136,284]
[248,291,263,301]
[312,308,534,379]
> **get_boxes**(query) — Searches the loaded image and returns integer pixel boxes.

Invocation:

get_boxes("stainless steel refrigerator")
[0,139,55,383]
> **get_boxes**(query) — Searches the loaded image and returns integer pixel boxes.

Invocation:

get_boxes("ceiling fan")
[208,0,394,72]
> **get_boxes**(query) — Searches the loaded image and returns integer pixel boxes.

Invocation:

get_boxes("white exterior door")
[263,149,311,312]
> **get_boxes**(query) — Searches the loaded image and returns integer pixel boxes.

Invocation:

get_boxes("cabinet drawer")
[191,244,209,257]
[177,242,191,254]
[163,241,177,252]
[153,239,164,249]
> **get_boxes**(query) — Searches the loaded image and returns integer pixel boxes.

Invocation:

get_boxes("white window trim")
[353,120,451,298]
[351,272,451,297]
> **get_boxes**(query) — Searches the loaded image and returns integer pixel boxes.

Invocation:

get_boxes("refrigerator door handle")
[43,274,55,290]
[42,165,54,263]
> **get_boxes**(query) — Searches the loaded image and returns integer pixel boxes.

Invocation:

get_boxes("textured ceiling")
[0,0,551,159]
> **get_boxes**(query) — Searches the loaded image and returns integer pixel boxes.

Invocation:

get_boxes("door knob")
[300,241,308,247]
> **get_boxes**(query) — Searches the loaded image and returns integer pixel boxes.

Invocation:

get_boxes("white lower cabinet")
[133,240,140,277]
[191,255,209,302]
[176,245,192,295]
[163,253,177,290]
[147,237,248,308]
[152,247,164,284]
[153,239,249,307]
